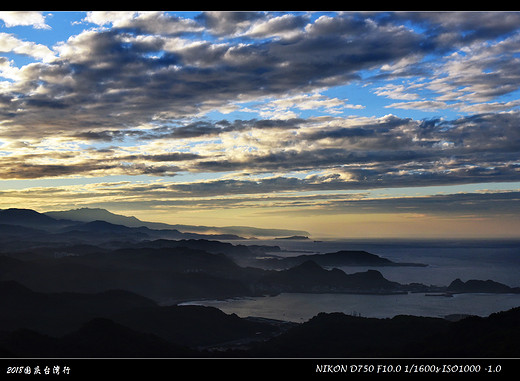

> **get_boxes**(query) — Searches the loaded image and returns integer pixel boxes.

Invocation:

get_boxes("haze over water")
[183,238,520,321]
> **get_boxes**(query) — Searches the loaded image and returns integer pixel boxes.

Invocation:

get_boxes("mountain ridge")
[258,250,427,269]
[43,207,311,238]
[0,208,70,229]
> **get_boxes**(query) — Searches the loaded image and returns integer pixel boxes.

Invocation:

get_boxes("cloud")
[0,11,519,195]
[373,84,419,100]
[195,11,266,37]
[0,149,185,179]
[0,12,431,140]
[72,118,308,142]
[2,174,518,223]
[253,92,365,119]
[0,33,55,62]
[0,11,50,29]
[399,12,520,47]
[242,13,308,40]
[318,190,520,217]
[2,11,520,143]
[385,100,449,111]
[84,11,203,36]
[2,110,520,191]
[373,31,520,113]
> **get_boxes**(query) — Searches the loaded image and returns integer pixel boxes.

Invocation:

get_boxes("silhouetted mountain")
[259,250,427,269]
[66,220,140,233]
[0,223,48,238]
[0,281,289,356]
[46,207,144,227]
[64,318,199,357]
[0,244,260,302]
[0,208,245,247]
[57,216,246,241]
[0,224,51,252]
[0,280,157,336]
[4,305,520,358]
[0,318,196,358]
[253,260,404,294]
[2,241,518,303]
[130,238,280,266]
[110,304,285,348]
[274,235,310,240]
[447,278,520,294]
[245,307,520,358]
[13,244,110,259]
[244,312,449,357]
[0,208,70,230]
[45,207,310,238]
[1,257,520,358]
[2,206,520,359]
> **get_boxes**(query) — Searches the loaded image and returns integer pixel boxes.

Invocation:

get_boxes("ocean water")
[180,239,520,322]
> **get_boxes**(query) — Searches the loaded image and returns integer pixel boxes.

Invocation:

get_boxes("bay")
[182,292,520,322]
[180,239,520,322]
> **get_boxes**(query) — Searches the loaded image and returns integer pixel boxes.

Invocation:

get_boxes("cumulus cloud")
[0,11,50,29]
[84,11,204,35]
[2,108,520,192]
[0,33,55,62]
[0,11,519,198]
[0,11,432,141]
[195,11,266,37]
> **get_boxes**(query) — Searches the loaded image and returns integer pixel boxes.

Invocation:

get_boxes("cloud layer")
[0,11,519,236]
[0,12,518,138]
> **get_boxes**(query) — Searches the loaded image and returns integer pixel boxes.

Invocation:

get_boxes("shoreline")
[174,291,520,323]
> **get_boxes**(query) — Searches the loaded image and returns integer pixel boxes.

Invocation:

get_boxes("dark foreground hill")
[0,248,257,302]
[1,275,519,358]
[1,284,519,358]
[241,306,520,358]
[0,280,290,357]
[0,318,197,358]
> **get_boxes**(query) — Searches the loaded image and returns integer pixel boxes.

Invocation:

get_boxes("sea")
[179,238,520,322]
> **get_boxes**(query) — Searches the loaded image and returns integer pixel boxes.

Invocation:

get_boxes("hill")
[44,207,310,238]
[258,250,427,269]
[0,246,257,302]
[245,307,520,358]
[0,208,247,247]
[3,296,520,358]
[447,278,520,294]
[0,281,289,356]
[0,318,196,358]
[253,260,404,295]
[45,208,145,227]
[0,208,70,230]
[0,280,157,336]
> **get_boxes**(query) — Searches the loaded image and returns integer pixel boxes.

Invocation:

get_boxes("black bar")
[1,358,518,379]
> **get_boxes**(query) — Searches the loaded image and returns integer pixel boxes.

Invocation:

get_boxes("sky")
[0,11,519,239]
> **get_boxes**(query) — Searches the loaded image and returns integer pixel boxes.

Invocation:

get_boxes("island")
[274,235,310,240]
[256,250,427,269]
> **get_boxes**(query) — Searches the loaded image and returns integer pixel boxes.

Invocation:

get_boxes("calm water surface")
[180,239,520,322]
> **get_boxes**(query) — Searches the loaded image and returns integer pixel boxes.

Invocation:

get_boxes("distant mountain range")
[0,208,69,229]
[44,207,311,238]
[0,207,312,250]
